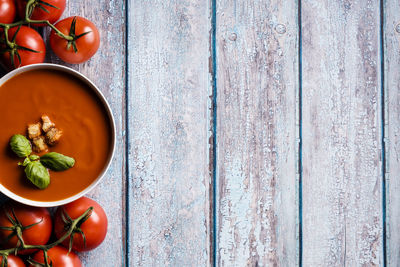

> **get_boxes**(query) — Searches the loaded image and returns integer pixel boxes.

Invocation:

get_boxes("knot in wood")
[275,24,286,34]
[229,32,237,41]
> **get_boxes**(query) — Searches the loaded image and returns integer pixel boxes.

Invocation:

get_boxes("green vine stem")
[0,207,93,260]
[42,249,50,267]
[28,19,73,40]
[0,0,73,45]
[0,0,75,69]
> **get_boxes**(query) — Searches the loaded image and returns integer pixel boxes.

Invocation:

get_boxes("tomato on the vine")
[50,16,100,64]
[0,26,46,70]
[0,201,52,255]
[0,0,16,24]
[54,197,108,252]
[29,246,82,267]
[17,0,65,25]
[0,255,25,267]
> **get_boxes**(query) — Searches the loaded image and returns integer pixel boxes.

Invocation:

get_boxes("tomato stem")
[15,226,26,248]
[0,0,74,69]
[0,0,73,41]
[2,27,13,48]
[0,207,93,255]
[43,249,50,267]
[28,18,73,40]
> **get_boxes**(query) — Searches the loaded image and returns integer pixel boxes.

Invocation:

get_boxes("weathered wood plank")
[215,0,299,265]
[45,1,127,265]
[127,1,212,266]
[302,0,383,265]
[384,0,400,265]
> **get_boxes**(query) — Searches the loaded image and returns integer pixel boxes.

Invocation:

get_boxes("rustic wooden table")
[2,0,400,266]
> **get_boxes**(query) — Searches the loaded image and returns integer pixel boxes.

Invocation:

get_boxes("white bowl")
[0,63,116,207]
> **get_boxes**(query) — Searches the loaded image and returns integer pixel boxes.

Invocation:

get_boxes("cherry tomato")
[29,246,82,267]
[0,201,52,255]
[50,16,100,64]
[0,26,45,70]
[54,197,108,252]
[17,0,65,25]
[0,0,16,24]
[0,255,25,267]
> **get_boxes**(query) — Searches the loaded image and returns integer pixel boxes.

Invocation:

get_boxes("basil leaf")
[25,161,50,189]
[10,134,32,158]
[40,152,75,171]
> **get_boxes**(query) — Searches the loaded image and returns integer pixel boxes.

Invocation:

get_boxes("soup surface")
[0,69,112,202]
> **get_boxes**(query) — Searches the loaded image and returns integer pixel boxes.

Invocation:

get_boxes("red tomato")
[0,255,25,267]
[0,0,16,24]
[0,201,52,255]
[50,16,100,64]
[17,0,65,25]
[29,246,82,267]
[0,26,45,70]
[54,197,108,252]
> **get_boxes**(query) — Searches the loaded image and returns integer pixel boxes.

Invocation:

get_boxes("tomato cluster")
[0,0,100,70]
[0,197,108,267]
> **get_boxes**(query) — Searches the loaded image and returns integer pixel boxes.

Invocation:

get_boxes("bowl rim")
[0,63,116,207]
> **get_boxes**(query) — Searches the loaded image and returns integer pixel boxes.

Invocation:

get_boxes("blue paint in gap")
[211,0,217,265]
[379,0,387,265]
[298,0,303,266]
[124,0,130,265]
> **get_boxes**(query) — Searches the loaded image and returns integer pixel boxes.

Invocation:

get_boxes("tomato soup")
[0,69,112,202]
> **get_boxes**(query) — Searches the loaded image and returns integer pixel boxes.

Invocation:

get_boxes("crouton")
[45,127,62,146]
[41,115,55,132]
[27,123,41,139]
[32,136,48,153]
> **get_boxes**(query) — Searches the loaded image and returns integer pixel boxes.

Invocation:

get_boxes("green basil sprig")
[10,134,32,158]
[25,160,50,189]
[40,152,75,171]
[9,134,75,190]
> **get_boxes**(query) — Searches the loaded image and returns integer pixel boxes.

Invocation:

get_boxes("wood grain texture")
[127,0,212,266]
[215,0,299,265]
[45,1,127,266]
[384,0,400,265]
[302,0,383,265]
